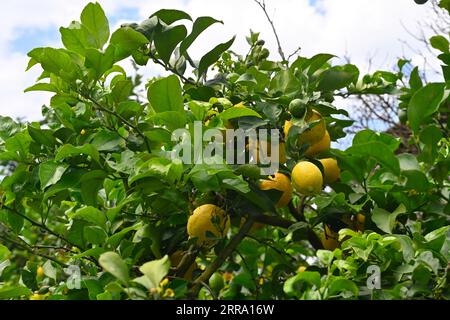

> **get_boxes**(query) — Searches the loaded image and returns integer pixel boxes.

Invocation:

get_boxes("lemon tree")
[0,1,448,300]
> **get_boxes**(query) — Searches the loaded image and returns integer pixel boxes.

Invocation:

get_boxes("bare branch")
[253,0,287,63]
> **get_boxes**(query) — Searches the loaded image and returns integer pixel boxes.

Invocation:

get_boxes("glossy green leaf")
[407,83,445,132]
[154,25,187,64]
[150,9,192,25]
[430,35,449,53]
[55,144,100,163]
[139,255,170,288]
[80,2,110,49]
[39,161,68,190]
[180,16,222,54]
[28,125,57,148]
[69,206,107,226]
[99,252,129,284]
[148,75,183,113]
[197,36,235,77]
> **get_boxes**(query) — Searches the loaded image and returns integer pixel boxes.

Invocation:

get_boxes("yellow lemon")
[259,172,293,208]
[187,204,230,244]
[36,266,45,278]
[291,161,323,195]
[297,266,307,273]
[319,158,340,184]
[355,213,365,232]
[304,131,331,157]
[284,109,326,145]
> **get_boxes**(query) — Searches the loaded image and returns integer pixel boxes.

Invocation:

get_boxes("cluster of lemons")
[185,102,343,250]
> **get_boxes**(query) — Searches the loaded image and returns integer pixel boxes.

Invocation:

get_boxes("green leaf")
[197,36,235,77]
[1,132,31,161]
[328,278,358,298]
[139,255,170,288]
[109,27,149,61]
[283,271,321,296]
[347,141,400,175]
[180,16,222,54]
[402,170,430,192]
[24,83,58,93]
[151,111,187,131]
[148,75,183,113]
[0,286,31,299]
[233,272,256,291]
[424,226,449,252]
[27,47,80,81]
[90,130,123,152]
[80,170,107,206]
[317,249,334,265]
[409,66,423,91]
[84,226,108,245]
[291,53,335,75]
[99,252,129,284]
[85,47,115,79]
[154,25,187,64]
[398,153,420,171]
[111,79,133,103]
[371,204,406,233]
[407,83,445,132]
[69,206,107,226]
[55,144,100,163]
[187,100,210,121]
[430,35,449,53]
[393,235,414,262]
[0,116,21,142]
[60,22,91,54]
[39,161,68,190]
[150,9,192,25]
[269,69,301,94]
[317,64,359,91]
[236,73,258,87]
[80,2,110,49]
[28,125,57,148]
[218,106,262,120]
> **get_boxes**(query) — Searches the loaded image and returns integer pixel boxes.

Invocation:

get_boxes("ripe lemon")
[187,204,230,244]
[297,266,307,273]
[248,139,287,164]
[170,250,197,280]
[259,172,293,208]
[304,130,330,157]
[319,158,340,184]
[291,161,323,195]
[36,266,44,278]
[355,213,365,232]
[284,109,326,145]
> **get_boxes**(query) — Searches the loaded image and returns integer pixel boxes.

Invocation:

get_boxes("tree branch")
[254,0,287,63]
[189,217,255,297]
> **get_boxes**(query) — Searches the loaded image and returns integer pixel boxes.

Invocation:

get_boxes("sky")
[0,0,442,122]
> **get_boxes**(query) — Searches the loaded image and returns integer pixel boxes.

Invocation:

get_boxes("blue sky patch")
[11,27,60,53]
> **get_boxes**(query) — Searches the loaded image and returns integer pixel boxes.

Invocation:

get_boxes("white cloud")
[0,0,440,121]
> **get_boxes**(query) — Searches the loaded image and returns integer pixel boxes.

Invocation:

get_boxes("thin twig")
[83,96,152,153]
[254,0,287,63]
